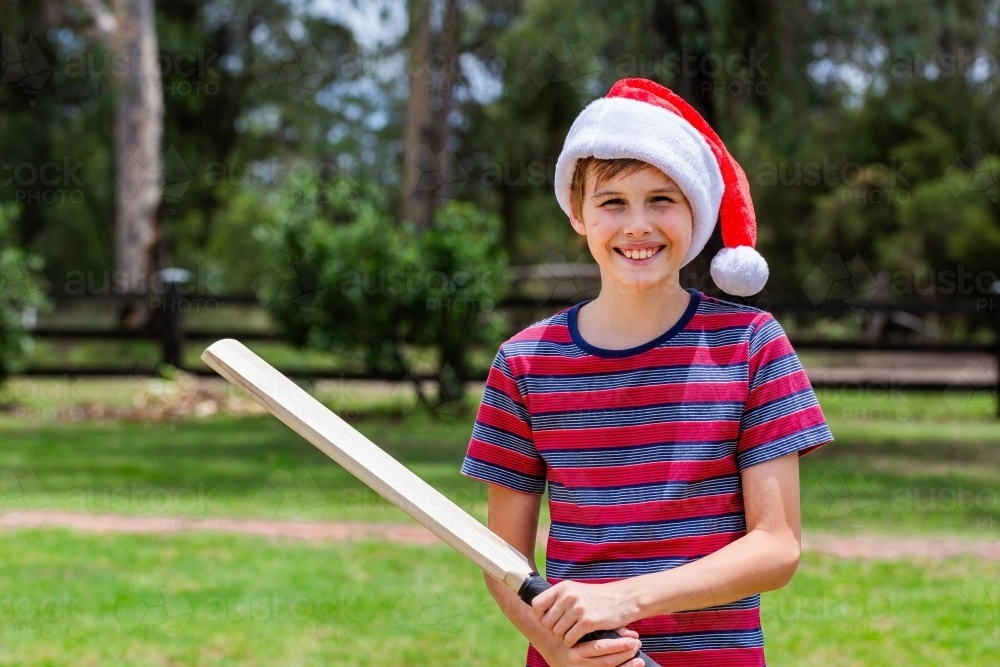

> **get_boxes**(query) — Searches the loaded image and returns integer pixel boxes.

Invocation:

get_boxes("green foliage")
[1,0,997,309]
[0,204,48,384]
[256,178,509,397]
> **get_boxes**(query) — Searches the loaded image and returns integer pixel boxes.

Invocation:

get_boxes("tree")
[66,0,164,323]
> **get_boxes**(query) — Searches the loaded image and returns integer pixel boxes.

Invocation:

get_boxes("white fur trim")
[710,245,769,296]
[554,97,724,267]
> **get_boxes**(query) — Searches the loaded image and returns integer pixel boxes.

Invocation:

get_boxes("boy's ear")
[568,211,587,236]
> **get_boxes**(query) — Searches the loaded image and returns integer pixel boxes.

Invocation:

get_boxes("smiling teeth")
[624,248,657,259]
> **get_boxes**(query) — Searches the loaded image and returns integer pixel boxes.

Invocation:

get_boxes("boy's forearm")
[484,573,561,658]
[613,452,803,623]
[616,527,800,622]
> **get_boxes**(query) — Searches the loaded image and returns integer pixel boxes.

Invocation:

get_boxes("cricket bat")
[202,339,660,666]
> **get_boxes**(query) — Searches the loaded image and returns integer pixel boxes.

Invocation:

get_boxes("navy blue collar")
[568,288,701,358]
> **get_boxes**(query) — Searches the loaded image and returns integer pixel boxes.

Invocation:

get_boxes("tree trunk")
[401,0,435,229]
[112,0,163,307]
[401,0,461,231]
[436,0,459,191]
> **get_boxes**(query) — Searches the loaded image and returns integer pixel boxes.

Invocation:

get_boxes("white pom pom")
[710,246,769,297]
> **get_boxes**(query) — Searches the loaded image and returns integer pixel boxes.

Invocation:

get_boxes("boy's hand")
[532,580,637,646]
[539,627,644,667]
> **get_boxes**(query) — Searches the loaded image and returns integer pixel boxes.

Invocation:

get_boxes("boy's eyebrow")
[591,185,683,198]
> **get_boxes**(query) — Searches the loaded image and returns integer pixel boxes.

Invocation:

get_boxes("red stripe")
[509,324,573,345]
[633,608,762,634]
[738,404,828,450]
[466,440,545,478]
[643,648,765,667]
[745,368,811,410]
[475,403,532,439]
[526,644,764,667]
[687,310,760,331]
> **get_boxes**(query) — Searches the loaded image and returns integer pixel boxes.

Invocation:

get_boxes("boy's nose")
[622,210,654,236]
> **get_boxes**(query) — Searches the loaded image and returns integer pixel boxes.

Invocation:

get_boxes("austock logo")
[943,360,997,416]
[958,577,999,631]
[115,144,193,214]
[526,35,603,99]
[115,578,193,637]
[1,35,52,105]
[250,29,330,94]
[394,143,468,202]
[945,144,998,203]
[803,469,879,529]
[251,252,327,321]
[0,252,51,307]
[0,469,53,523]
[391,575,470,635]
[524,252,600,306]
[390,361,466,420]
[801,252,877,307]
[804,35,997,96]
[252,470,328,522]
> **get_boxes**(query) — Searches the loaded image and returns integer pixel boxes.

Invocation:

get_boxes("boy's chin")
[601,266,679,294]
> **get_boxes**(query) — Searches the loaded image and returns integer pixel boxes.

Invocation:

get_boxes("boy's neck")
[577,278,692,350]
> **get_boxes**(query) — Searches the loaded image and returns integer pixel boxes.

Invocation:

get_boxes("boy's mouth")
[613,245,666,262]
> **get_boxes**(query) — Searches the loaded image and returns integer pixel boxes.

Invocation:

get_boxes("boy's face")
[570,164,693,293]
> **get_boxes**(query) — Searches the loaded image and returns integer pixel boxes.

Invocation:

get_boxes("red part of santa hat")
[554,77,768,296]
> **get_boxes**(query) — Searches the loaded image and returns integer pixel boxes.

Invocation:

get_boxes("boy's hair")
[569,156,655,221]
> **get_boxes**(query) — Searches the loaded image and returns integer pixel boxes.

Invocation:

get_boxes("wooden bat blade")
[201,339,533,592]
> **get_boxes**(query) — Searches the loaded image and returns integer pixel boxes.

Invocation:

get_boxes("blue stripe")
[531,401,745,430]
[542,441,737,467]
[549,513,746,543]
[459,457,545,495]
[742,387,818,428]
[523,364,749,394]
[470,422,537,459]
[737,423,834,470]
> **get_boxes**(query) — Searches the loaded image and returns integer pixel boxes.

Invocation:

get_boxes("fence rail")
[17,269,1000,415]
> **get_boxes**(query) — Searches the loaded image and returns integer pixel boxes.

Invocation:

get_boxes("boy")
[461,78,833,667]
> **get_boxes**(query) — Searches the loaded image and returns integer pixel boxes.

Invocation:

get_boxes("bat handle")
[517,573,662,667]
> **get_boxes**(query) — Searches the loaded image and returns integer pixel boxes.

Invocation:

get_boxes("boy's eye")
[651,196,675,204]
[599,198,625,206]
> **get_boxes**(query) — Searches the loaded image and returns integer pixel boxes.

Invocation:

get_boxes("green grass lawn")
[1,385,997,534]
[0,411,491,524]
[0,529,997,667]
[0,381,998,665]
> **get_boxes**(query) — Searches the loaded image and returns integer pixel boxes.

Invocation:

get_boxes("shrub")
[0,204,49,384]
[256,178,509,405]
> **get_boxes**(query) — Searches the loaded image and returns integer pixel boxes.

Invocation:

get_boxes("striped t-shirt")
[461,287,833,667]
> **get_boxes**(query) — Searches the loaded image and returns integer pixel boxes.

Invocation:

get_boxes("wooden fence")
[18,266,1000,414]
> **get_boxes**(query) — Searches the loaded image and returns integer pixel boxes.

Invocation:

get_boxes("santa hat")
[554,77,768,297]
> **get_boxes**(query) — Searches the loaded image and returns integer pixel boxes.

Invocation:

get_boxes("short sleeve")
[736,313,834,471]
[461,347,547,494]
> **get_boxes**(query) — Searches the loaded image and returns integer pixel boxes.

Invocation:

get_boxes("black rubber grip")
[518,573,661,667]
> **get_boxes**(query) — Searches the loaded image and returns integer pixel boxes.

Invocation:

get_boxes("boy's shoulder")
[695,290,774,325]
[500,308,574,358]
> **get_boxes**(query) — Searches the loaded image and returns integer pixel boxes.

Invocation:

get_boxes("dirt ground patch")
[3,510,999,560]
